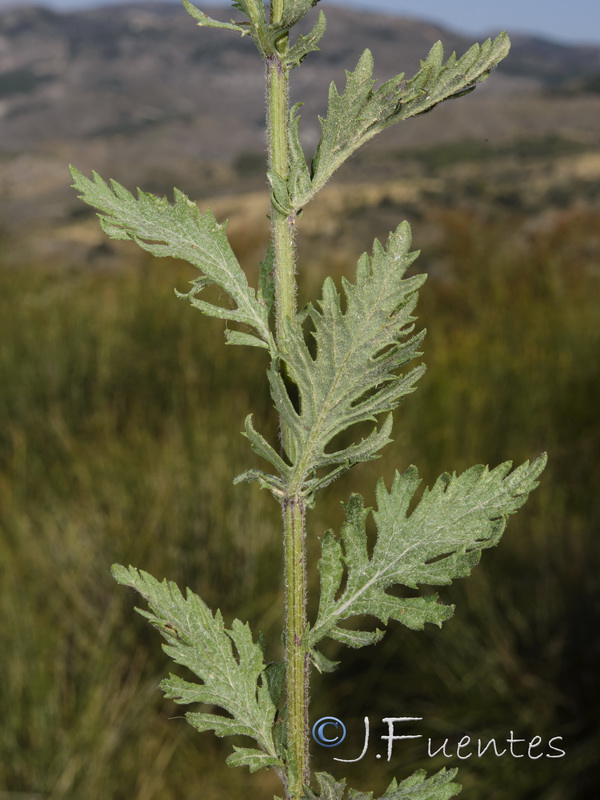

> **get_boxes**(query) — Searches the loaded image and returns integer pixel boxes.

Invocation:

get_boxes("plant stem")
[283,495,309,798]
[267,5,309,797]
[267,61,296,348]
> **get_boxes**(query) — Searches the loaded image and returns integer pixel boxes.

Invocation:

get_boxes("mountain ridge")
[1,1,600,262]
[2,1,600,159]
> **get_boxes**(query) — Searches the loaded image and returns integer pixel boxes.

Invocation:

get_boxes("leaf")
[232,0,272,55]
[264,661,286,707]
[267,221,426,494]
[111,565,282,772]
[309,647,340,674]
[224,330,270,349]
[303,772,347,800]
[268,169,293,216]
[258,243,276,318]
[303,769,461,800]
[233,0,267,24]
[285,10,327,69]
[182,0,246,34]
[226,746,282,772]
[288,104,312,205]
[233,468,287,496]
[240,413,292,481]
[279,0,322,29]
[70,167,273,353]
[309,454,547,650]
[293,33,510,209]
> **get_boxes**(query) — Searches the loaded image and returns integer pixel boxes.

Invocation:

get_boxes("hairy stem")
[283,495,309,798]
[268,4,308,797]
[267,58,296,347]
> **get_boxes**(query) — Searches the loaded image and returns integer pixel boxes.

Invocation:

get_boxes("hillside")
[1,2,600,263]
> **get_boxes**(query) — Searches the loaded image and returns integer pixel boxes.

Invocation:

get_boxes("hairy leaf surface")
[292,33,510,209]
[111,565,282,772]
[309,454,547,649]
[70,167,273,351]
[268,222,426,494]
[303,768,461,800]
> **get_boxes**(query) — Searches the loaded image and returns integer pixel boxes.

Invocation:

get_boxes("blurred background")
[0,1,599,798]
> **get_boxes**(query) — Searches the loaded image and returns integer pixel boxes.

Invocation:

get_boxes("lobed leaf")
[111,565,283,772]
[309,454,547,650]
[266,221,426,495]
[303,768,461,800]
[293,33,510,210]
[70,167,273,353]
[285,10,327,69]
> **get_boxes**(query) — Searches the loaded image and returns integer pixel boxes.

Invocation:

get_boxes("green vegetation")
[1,202,597,798]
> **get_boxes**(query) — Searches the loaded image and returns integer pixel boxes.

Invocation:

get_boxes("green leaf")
[288,104,312,205]
[285,10,327,68]
[309,647,340,674]
[182,0,246,34]
[70,167,274,353]
[264,661,286,707]
[111,565,282,772]
[226,746,282,772]
[267,221,426,494]
[268,169,293,216]
[309,454,547,649]
[233,468,287,496]
[258,243,276,318]
[233,0,267,24]
[279,0,321,29]
[240,413,292,481]
[303,769,461,800]
[232,0,272,55]
[224,329,270,349]
[230,0,323,57]
[234,414,291,496]
[387,35,510,121]
[304,772,347,800]
[293,33,510,209]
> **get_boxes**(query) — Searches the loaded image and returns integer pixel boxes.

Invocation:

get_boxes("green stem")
[267,59,296,348]
[283,495,309,798]
[267,5,309,798]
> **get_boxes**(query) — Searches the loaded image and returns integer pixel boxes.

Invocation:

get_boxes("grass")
[0,201,598,798]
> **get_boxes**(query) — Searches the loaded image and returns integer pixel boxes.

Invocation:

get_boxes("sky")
[1,0,599,46]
